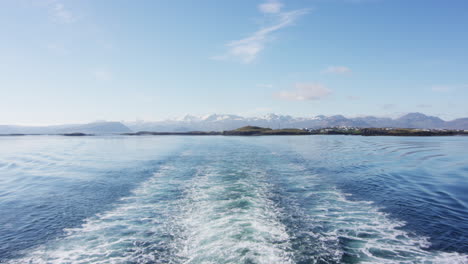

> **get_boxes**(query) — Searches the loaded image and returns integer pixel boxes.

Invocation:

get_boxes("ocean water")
[0,135,467,264]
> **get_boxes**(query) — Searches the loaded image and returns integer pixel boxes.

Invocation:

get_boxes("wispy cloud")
[46,43,69,55]
[322,66,352,75]
[50,2,74,23]
[275,83,331,101]
[238,107,274,116]
[257,83,274,88]
[382,104,397,110]
[213,1,309,63]
[258,0,283,14]
[417,104,432,108]
[430,84,468,92]
[431,85,452,92]
[93,68,113,81]
[346,95,360,100]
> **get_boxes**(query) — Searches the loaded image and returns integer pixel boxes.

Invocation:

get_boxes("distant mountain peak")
[0,121,132,134]
[399,112,429,119]
[3,113,465,135]
[121,112,468,132]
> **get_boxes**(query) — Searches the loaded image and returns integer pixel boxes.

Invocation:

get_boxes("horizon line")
[1,112,465,127]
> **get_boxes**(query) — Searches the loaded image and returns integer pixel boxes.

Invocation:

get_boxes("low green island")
[122,126,468,137]
[223,126,310,135]
[122,126,309,136]
[61,133,94,136]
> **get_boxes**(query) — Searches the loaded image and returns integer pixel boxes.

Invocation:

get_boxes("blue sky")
[1,0,467,125]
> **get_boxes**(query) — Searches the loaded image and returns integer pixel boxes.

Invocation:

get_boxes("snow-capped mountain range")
[124,113,468,132]
[1,113,467,134]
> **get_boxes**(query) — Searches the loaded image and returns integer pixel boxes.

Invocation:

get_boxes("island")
[122,126,468,137]
[121,131,220,136]
[122,126,309,136]
[61,133,94,136]
[222,126,310,135]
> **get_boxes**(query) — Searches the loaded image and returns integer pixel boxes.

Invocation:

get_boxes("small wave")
[419,154,446,161]
[264,153,468,264]
[398,148,439,158]
[5,139,468,264]
[7,164,186,264]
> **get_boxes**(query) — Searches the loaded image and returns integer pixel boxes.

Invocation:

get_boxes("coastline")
[1,126,467,137]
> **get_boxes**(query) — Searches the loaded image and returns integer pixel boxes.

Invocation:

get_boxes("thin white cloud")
[417,104,432,108]
[213,2,308,63]
[254,107,273,112]
[259,0,283,14]
[257,83,274,88]
[431,84,467,92]
[322,66,352,74]
[93,68,113,81]
[431,85,451,92]
[50,1,74,23]
[346,95,360,100]
[382,104,397,110]
[431,84,465,92]
[276,83,331,101]
[46,43,68,55]
[239,107,274,116]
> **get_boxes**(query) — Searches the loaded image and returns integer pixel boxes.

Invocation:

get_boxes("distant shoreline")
[123,127,468,137]
[1,126,468,137]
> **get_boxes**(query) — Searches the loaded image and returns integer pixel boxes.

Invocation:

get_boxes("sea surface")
[0,135,467,264]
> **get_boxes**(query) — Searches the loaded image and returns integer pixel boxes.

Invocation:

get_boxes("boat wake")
[7,139,468,264]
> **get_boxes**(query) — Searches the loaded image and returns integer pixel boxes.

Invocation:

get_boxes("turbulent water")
[0,136,467,264]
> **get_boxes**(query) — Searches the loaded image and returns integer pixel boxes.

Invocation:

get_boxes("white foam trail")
[8,146,295,264]
[7,165,184,264]
[270,160,468,264]
[173,161,294,264]
[6,139,468,264]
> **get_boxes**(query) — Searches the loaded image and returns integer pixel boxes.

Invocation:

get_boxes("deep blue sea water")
[0,135,467,263]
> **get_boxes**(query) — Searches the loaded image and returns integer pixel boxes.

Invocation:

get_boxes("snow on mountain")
[123,113,468,132]
[2,113,465,134]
